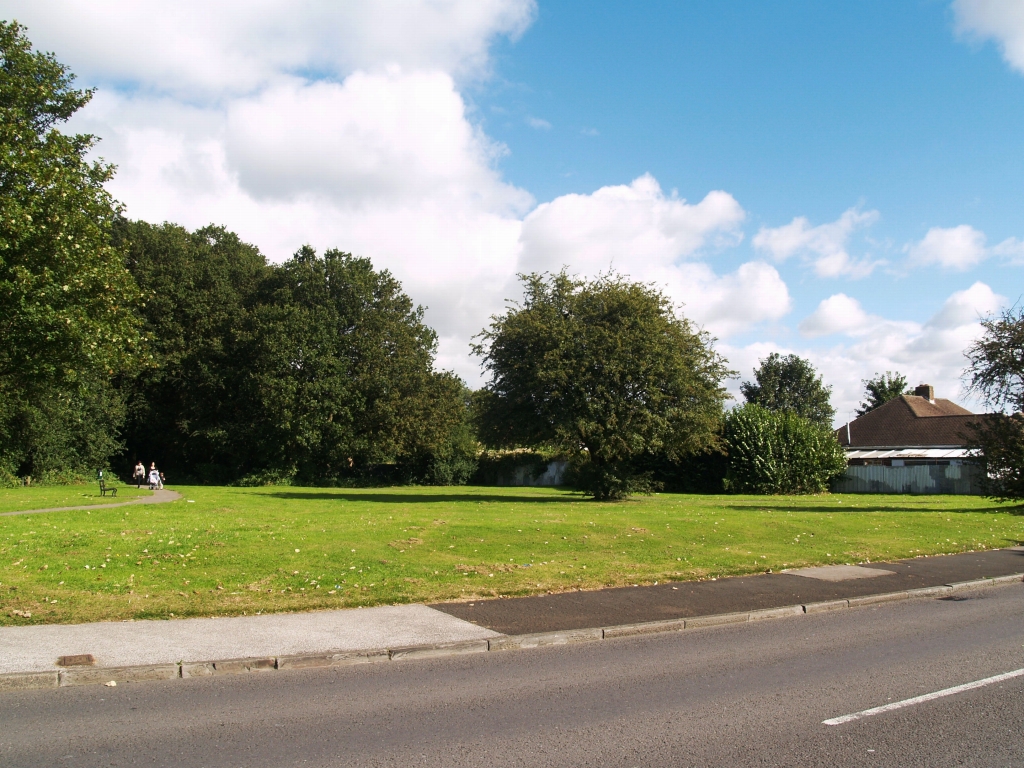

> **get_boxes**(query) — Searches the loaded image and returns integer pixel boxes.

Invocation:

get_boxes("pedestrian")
[148,463,160,490]
[158,471,165,490]
[133,461,146,489]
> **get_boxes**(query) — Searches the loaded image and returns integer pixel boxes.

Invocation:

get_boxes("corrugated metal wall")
[832,463,982,495]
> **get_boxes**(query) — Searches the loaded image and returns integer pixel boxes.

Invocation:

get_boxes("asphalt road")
[3,585,1022,767]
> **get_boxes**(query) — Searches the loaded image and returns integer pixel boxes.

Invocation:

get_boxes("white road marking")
[823,667,1024,725]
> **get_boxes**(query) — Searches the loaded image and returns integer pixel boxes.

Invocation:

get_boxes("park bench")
[99,478,117,497]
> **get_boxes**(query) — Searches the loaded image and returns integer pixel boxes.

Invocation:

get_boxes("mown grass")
[0,483,152,515]
[1,485,1022,626]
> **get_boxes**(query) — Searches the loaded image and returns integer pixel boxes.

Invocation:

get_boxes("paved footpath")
[1,546,1021,685]
[0,488,182,517]
[431,545,1024,634]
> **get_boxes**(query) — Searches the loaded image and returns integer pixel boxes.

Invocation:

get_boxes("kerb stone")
[684,612,749,628]
[490,628,603,650]
[602,619,686,639]
[748,605,804,621]
[389,639,488,660]
[277,649,388,670]
[0,671,59,691]
[59,664,178,687]
[803,599,849,614]
[847,591,909,607]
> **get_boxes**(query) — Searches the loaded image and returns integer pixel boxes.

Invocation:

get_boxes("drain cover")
[57,654,96,667]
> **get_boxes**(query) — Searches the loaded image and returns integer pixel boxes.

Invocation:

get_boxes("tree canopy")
[118,226,473,485]
[963,305,1024,501]
[856,371,909,416]
[474,271,732,499]
[0,21,141,482]
[740,353,835,427]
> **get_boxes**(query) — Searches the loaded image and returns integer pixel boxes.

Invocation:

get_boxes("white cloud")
[799,294,872,338]
[516,176,790,338]
[993,236,1024,264]
[752,207,882,278]
[906,225,987,270]
[519,174,745,273]
[1,0,537,96]
[954,0,1024,75]
[771,282,1008,422]
[525,116,552,130]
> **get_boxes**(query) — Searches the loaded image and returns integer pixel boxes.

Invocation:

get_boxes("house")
[832,384,982,494]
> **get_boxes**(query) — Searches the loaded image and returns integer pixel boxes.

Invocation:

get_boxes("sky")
[3,0,1023,423]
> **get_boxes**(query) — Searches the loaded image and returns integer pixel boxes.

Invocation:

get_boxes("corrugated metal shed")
[832,463,982,495]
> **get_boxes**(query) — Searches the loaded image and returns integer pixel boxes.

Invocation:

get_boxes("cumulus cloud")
[1,0,537,95]
[20,0,979,395]
[954,0,1024,75]
[752,207,882,278]
[519,175,745,273]
[798,294,873,338]
[992,236,1024,264]
[906,225,988,270]
[516,176,790,337]
[771,282,1008,422]
[525,116,552,130]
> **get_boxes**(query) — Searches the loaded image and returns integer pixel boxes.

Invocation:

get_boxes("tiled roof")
[835,395,982,448]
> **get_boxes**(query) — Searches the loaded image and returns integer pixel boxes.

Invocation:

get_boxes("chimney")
[914,384,935,402]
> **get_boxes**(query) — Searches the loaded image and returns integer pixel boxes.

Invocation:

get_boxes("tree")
[856,371,909,416]
[963,305,1024,501]
[0,22,142,482]
[740,353,835,427]
[724,404,847,494]
[114,220,270,481]
[235,246,471,485]
[473,271,732,500]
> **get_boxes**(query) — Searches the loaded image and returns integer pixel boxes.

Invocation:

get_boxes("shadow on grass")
[721,502,1024,515]
[263,491,573,505]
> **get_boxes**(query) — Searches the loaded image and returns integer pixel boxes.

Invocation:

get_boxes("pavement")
[1,545,1022,686]
[430,545,1024,634]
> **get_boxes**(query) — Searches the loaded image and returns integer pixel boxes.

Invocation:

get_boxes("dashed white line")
[823,667,1024,726]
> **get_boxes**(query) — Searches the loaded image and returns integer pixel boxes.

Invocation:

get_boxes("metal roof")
[844,448,972,460]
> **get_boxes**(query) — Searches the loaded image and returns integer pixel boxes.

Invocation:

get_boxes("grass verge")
[1,485,1021,625]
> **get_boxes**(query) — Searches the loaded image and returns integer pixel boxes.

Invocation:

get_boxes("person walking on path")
[133,461,146,489]
[148,463,161,490]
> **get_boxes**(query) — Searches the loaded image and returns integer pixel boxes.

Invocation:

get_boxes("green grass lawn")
[0,483,153,515]
[1,485,1021,626]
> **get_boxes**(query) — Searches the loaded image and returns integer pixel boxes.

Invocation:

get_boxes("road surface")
[2,584,1022,767]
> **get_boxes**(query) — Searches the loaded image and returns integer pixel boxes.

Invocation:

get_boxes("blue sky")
[3,0,1021,420]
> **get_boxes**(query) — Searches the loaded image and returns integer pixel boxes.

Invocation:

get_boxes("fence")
[498,460,568,487]
[831,463,982,495]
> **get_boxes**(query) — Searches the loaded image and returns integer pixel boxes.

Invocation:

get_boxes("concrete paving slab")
[0,604,498,674]
[785,564,896,581]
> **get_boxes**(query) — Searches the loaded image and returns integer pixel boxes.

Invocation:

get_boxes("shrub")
[724,404,847,494]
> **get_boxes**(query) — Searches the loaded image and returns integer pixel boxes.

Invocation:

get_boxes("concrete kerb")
[2,573,1021,693]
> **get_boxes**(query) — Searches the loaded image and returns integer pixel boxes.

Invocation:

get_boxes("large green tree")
[856,371,909,416]
[114,220,269,480]
[963,305,1024,501]
[474,271,732,499]
[740,353,835,427]
[0,22,141,482]
[236,246,472,485]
